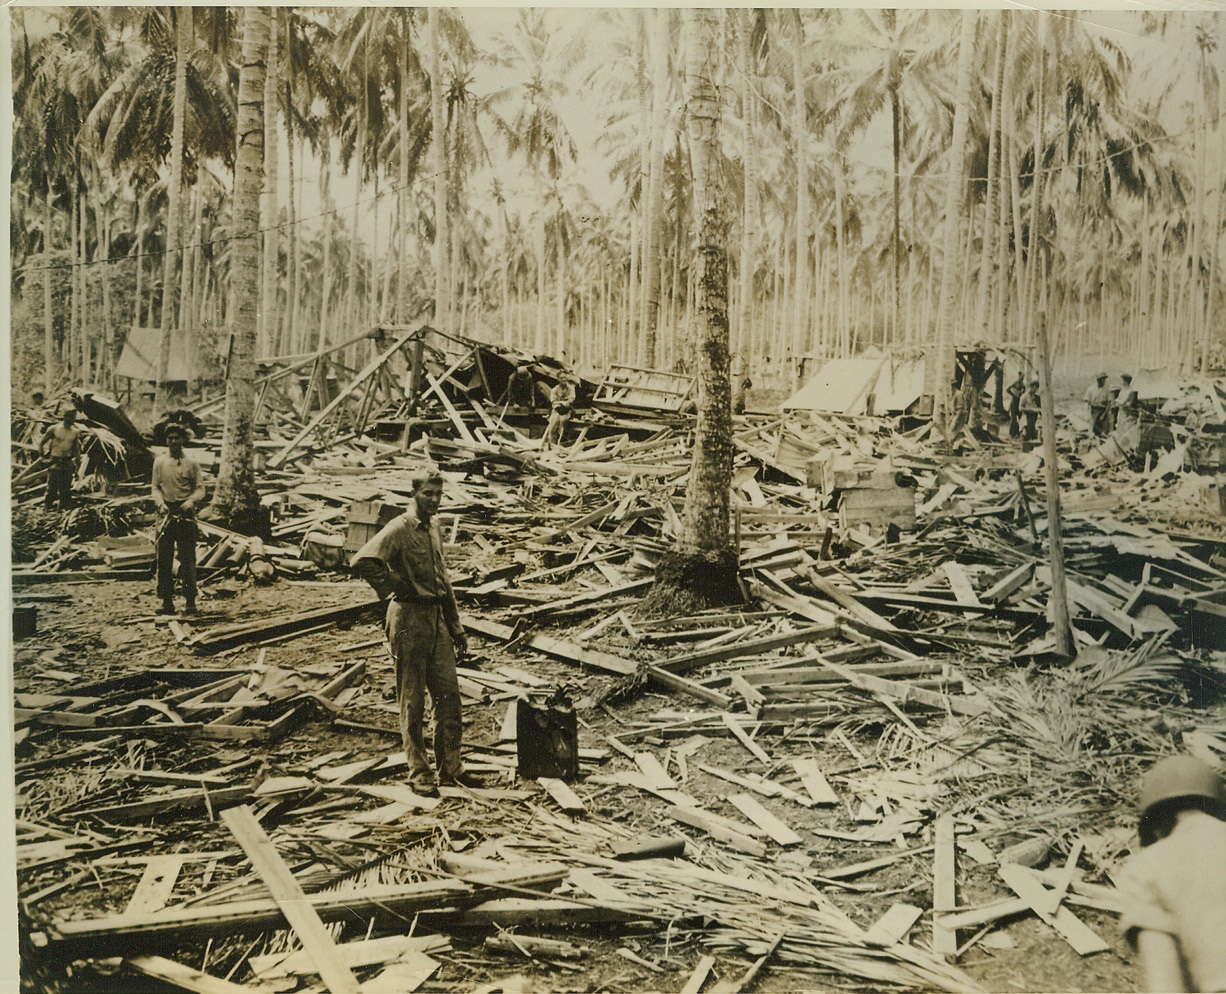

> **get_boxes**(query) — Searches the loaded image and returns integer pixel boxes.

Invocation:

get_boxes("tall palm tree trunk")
[644,6,739,614]
[932,10,976,436]
[214,5,269,522]
[44,191,55,392]
[261,11,279,355]
[429,7,449,331]
[157,7,191,403]
[642,9,669,368]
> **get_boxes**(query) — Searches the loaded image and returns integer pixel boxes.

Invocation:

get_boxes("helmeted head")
[1122,374,1133,384]
[1138,755,1226,846]
[1096,372,1107,383]
[1030,378,1040,388]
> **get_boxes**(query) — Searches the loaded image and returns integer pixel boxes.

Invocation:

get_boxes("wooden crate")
[343,501,403,558]
[838,486,916,532]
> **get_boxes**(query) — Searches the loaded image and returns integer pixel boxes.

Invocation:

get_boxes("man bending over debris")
[543,372,576,447]
[1119,755,1226,993]
[152,423,206,615]
[351,472,479,797]
[40,407,81,509]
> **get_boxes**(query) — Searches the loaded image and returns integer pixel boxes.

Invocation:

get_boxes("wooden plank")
[656,624,840,675]
[997,862,1111,955]
[791,758,838,806]
[983,561,1034,604]
[932,813,957,959]
[635,753,676,790]
[123,856,186,916]
[666,806,767,858]
[440,898,642,927]
[127,956,273,994]
[679,955,716,994]
[538,777,585,814]
[358,953,439,994]
[727,794,802,847]
[942,562,982,607]
[720,713,771,765]
[220,805,361,993]
[864,903,923,947]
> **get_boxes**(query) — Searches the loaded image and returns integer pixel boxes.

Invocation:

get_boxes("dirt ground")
[11,546,1171,994]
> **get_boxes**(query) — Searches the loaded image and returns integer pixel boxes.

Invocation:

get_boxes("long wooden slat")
[997,863,1111,956]
[932,814,958,959]
[727,794,802,847]
[123,856,186,916]
[221,805,361,993]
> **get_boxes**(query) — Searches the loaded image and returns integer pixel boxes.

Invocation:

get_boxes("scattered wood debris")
[12,343,1226,992]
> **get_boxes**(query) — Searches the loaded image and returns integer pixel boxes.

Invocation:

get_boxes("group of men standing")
[1004,369,1141,443]
[1086,371,1140,437]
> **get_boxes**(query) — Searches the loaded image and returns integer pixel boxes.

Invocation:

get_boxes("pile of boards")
[13,350,1226,992]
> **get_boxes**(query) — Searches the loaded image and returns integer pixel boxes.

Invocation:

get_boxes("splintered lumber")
[804,568,898,630]
[249,935,449,980]
[64,782,255,822]
[463,616,637,676]
[127,956,273,994]
[221,805,361,993]
[727,794,802,847]
[819,660,987,718]
[942,562,982,607]
[485,934,591,959]
[680,955,717,994]
[932,814,957,959]
[439,898,643,927]
[708,932,785,994]
[269,328,417,467]
[189,599,383,652]
[720,713,772,765]
[656,625,840,675]
[358,954,439,994]
[997,862,1111,955]
[791,758,839,806]
[666,806,767,858]
[46,877,473,954]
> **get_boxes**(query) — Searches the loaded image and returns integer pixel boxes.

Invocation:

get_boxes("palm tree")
[488,9,583,354]
[833,9,952,346]
[214,5,269,524]
[645,7,739,615]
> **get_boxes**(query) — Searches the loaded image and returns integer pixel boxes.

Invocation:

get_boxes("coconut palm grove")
[12,8,1226,403]
[9,7,1226,993]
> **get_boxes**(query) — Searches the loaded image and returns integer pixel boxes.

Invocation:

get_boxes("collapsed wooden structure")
[11,336,1226,992]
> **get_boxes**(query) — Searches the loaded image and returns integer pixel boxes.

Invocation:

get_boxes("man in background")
[151,423,205,615]
[39,407,81,509]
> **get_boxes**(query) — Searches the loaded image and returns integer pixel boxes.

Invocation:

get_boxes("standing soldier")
[151,423,206,615]
[39,408,82,509]
[1085,372,1111,436]
[1115,373,1139,431]
[1020,378,1042,443]
[1006,371,1026,439]
[351,472,480,797]
[543,372,576,448]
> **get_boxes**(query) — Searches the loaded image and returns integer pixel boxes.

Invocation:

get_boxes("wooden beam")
[221,805,361,993]
[932,814,958,959]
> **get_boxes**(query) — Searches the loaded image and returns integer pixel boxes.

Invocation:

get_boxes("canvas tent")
[782,349,927,416]
[115,326,208,383]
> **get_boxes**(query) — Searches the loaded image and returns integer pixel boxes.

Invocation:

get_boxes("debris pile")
[12,343,1226,992]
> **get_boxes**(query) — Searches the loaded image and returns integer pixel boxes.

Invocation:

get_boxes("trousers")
[46,458,74,507]
[157,514,197,602]
[385,600,462,779]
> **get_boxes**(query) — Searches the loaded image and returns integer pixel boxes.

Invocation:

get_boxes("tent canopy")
[115,326,204,382]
